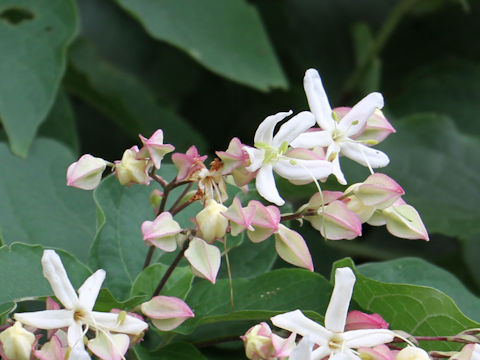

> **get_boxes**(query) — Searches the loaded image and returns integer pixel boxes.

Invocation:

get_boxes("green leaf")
[374,114,480,239]
[335,258,479,350]
[38,89,79,155]
[66,39,207,153]
[133,342,206,360]
[0,139,97,261]
[94,289,146,312]
[131,264,194,299]
[357,257,480,323]
[0,243,90,307]
[90,165,201,300]
[0,0,78,157]
[178,268,332,334]
[113,0,287,91]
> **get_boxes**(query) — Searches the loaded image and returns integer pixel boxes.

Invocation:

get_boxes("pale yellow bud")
[396,347,430,360]
[0,322,35,360]
[196,199,228,243]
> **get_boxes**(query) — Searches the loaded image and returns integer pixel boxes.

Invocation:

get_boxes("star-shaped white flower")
[291,69,390,184]
[271,267,394,360]
[244,110,333,206]
[14,250,148,360]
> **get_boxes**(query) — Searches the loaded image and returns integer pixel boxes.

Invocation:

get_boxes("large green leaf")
[335,258,479,350]
[133,342,206,360]
[0,139,96,261]
[178,268,332,334]
[0,243,90,308]
[0,0,78,156]
[357,257,480,323]
[114,0,287,91]
[66,39,207,153]
[372,114,480,239]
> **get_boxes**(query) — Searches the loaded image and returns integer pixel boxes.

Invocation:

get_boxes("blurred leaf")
[462,232,480,291]
[38,90,79,155]
[114,0,288,91]
[0,243,90,307]
[335,258,479,351]
[90,165,201,300]
[358,257,480,323]
[0,139,96,261]
[0,0,78,157]
[133,343,206,360]
[131,264,194,299]
[373,114,480,239]
[66,39,206,153]
[389,60,480,137]
[177,268,331,334]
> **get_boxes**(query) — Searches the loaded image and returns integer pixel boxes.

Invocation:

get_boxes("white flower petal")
[304,69,334,131]
[330,154,347,185]
[274,158,332,181]
[290,130,333,148]
[330,349,362,360]
[339,93,384,137]
[92,311,148,335]
[78,270,106,312]
[69,346,91,360]
[272,111,315,147]
[311,346,331,360]
[343,329,395,348]
[67,321,85,349]
[254,111,293,145]
[244,146,265,172]
[341,142,390,168]
[325,267,356,332]
[289,337,314,360]
[255,165,284,206]
[41,250,79,309]
[14,310,74,330]
[271,310,330,345]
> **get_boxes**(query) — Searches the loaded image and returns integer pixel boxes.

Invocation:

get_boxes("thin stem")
[149,170,168,188]
[168,182,193,213]
[223,237,235,312]
[143,247,155,269]
[341,0,419,97]
[280,209,317,222]
[152,240,190,297]
[170,196,198,216]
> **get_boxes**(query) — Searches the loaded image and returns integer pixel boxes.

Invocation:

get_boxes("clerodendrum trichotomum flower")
[271,267,394,360]
[14,250,148,360]
[244,110,333,206]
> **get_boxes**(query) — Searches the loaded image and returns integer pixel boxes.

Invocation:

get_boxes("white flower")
[291,69,390,184]
[244,110,333,206]
[271,267,394,360]
[14,250,148,360]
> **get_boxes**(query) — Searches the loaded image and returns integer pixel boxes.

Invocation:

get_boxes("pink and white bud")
[241,322,295,360]
[452,344,480,360]
[33,334,65,360]
[0,322,35,360]
[141,296,194,332]
[344,195,376,223]
[137,129,175,169]
[307,200,362,240]
[352,173,405,209]
[246,201,281,243]
[275,224,314,271]
[114,146,151,186]
[358,345,396,360]
[141,212,182,252]
[345,310,389,331]
[334,107,395,143]
[307,191,344,209]
[196,199,229,243]
[149,189,163,212]
[87,331,129,360]
[216,138,257,187]
[383,204,429,241]
[222,197,256,236]
[184,237,221,284]
[171,146,207,181]
[66,154,107,190]
[285,147,327,185]
[396,347,430,360]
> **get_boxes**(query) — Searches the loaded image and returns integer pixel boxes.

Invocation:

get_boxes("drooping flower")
[114,146,152,186]
[244,110,333,206]
[291,69,390,185]
[171,146,207,182]
[271,267,395,360]
[196,199,229,243]
[66,154,108,190]
[0,322,35,360]
[137,129,175,169]
[184,237,221,284]
[141,212,182,252]
[14,250,148,360]
[140,296,194,331]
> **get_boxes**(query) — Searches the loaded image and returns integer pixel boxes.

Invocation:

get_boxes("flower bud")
[171,146,207,181]
[396,347,430,360]
[358,344,395,360]
[345,310,389,331]
[352,173,405,209]
[137,129,174,169]
[114,146,151,186]
[184,237,221,284]
[452,344,480,360]
[275,224,313,271]
[196,199,228,243]
[140,296,194,331]
[66,154,107,190]
[246,201,280,243]
[383,204,429,241]
[141,212,182,252]
[0,322,35,360]
[241,323,275,360]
